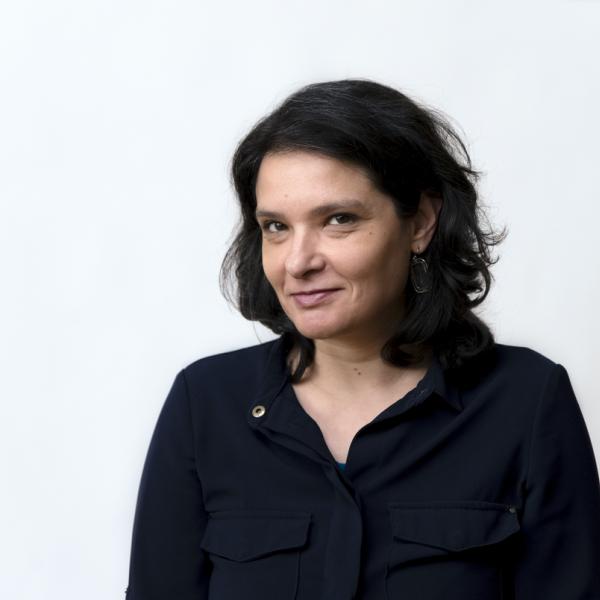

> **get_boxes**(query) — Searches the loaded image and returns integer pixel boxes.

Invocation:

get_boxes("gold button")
[251,405,266,418]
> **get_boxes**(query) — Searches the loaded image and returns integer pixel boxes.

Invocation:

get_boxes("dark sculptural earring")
[410,246,431,294]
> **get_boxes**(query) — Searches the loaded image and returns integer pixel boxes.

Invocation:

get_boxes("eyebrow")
[255,199,368,220]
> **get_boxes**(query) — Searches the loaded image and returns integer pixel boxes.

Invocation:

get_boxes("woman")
[125,79,600,599]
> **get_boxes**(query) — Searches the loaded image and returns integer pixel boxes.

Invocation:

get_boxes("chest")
[294,401,367,463]
[197,362,529,600]
[290,379,423,464]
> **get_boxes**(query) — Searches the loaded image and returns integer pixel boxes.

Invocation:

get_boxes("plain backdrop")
[1,1,599,599]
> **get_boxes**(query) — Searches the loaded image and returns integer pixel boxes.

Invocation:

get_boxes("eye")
[260,220,285,233]
[259,213,358,234]
[327,213,357,226]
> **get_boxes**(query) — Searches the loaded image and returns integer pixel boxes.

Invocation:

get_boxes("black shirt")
[125,334,600,599]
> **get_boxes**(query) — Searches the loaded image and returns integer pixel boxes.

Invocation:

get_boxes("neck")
[287,336,432,395]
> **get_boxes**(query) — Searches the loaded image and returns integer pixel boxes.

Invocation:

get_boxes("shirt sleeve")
[512,362,600,598]
[125,369,211,600]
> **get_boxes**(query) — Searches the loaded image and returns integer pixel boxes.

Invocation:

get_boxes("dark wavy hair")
[219,78,507,384]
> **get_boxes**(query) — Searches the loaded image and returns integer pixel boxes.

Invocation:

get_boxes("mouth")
[291,288,342,308]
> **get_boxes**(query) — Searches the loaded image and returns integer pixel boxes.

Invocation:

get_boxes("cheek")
[339,246,409,310]
[261,246,283,287]
[338,240,405,284]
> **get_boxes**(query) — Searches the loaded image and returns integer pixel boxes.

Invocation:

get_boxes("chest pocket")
[385,500,521,600]
[200,509,312,600]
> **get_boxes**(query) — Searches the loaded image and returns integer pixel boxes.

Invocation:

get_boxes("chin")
[291,316,351,341]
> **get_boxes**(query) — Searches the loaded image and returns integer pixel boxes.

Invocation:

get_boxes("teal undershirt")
[337,462,346,470]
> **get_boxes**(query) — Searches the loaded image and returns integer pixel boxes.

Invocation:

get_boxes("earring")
[410,246,431,294]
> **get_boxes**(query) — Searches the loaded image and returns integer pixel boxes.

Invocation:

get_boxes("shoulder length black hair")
[219,78,507,384]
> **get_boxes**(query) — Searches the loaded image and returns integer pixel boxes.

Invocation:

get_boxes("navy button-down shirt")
[125,334,600,599]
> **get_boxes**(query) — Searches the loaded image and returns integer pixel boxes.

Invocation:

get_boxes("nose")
[284,229,326,278]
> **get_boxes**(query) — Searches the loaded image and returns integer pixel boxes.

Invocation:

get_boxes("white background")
[1,1,599,598]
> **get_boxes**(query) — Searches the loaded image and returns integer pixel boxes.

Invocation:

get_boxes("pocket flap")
[388,500,520,561]
[200,509,312,562]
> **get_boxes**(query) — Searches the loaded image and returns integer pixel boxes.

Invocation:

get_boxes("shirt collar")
[248,334,463,423]
[424,350,463,412]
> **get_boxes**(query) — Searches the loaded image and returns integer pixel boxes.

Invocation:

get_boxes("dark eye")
[261,220,286,233]
[328,213,357,225]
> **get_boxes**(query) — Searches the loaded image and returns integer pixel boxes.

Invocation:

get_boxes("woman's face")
[255,150,423,344]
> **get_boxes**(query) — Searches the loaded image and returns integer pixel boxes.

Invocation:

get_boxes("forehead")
[255,151,382,214]
[256,151,374,195]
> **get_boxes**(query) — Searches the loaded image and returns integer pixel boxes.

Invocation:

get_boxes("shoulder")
[469,341,566,410]
[453,342,563,410]
[446,343,574,440]
[451,341,559,389]
[492,342,558,374]
[484,342,562,391]
[179,336,282,391]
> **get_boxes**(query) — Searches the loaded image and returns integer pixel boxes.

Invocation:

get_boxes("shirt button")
[251,405,266,418]
[507,505,517,513]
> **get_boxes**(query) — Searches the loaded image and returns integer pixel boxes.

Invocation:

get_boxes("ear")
[410,191,443,253]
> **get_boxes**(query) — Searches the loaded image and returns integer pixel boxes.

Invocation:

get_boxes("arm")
[513,363,600,598]
[125,369,211,600]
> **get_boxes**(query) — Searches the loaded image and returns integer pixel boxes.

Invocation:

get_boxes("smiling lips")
[291,289,341,307]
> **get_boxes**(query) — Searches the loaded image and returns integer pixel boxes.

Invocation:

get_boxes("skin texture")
[255,150,442,404]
